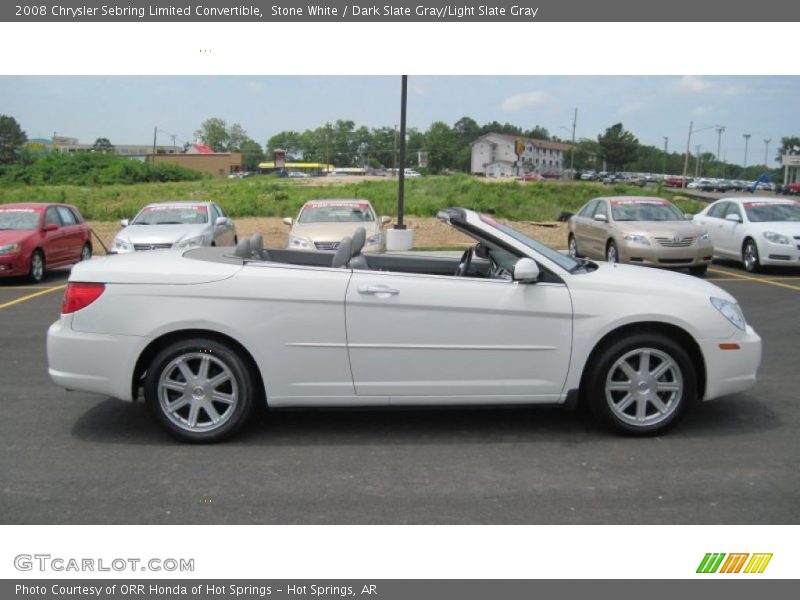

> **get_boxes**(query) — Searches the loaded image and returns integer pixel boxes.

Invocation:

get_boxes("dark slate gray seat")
[331,237,353,268]
[347,227,369,270]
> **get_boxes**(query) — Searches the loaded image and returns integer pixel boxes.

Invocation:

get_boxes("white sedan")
[48,208,761,442]
[693,197,800,272]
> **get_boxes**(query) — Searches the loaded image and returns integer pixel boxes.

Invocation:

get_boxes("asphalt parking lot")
[0,262,798,525]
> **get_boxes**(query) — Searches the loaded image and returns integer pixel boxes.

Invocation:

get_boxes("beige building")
[148,152,242,178]
[471,132,573,178]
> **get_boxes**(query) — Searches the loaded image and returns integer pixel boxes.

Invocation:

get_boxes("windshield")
[478,215,579,272]
[611,199,684,221]
[0,208,40,231]
[743,202,800,222]
[133,204,208,225]
[299,202,375,223]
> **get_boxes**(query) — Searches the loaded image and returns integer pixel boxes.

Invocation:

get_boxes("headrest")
[351,227,367,256]
[234,237,251,259]
[250,233,263,258]
[331,237,353,268]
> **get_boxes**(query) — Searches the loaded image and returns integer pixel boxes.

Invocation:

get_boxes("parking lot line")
[707,268,800,292]
[0,284,66,310]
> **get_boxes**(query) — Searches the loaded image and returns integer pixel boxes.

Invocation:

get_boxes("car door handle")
[357,285,399,295]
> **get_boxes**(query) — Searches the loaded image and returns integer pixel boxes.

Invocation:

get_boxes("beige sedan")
[567,196,714,275]
[283,199,391,252]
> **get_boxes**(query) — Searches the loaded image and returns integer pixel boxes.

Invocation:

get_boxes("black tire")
[144,338,256,443]
[585,333,697,436]
[606,240,619,264]
[568,234,582,258]
[689,264,708,276]
[742,238,760,273]
[80,244,92,261]
[29,250,45,283]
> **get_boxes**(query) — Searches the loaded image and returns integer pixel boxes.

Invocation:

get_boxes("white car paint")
[47,208,762,439]
[693,197,800,270]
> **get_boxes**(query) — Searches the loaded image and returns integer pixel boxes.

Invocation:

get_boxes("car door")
[345,269,572,402]
[211,203,235,246]
[41,206,66,265]
[572,199,598,258]
[55,206,84,262]
[587,199,611,257]
[696,202,732,258]
[714,202,744,257]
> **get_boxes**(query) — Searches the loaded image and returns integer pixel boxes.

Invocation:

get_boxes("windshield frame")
[0,208,42,231]
[742,201,800,223]
[609,199,685,222]
[132,204,209,226]
[297,202,377,224]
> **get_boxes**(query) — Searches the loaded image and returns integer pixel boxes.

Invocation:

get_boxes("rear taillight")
[62,282,105,314]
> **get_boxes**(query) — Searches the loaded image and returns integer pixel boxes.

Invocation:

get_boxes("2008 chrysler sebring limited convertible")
[47,208,762,442]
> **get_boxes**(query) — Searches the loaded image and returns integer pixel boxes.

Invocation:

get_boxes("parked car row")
[568,195,800,275]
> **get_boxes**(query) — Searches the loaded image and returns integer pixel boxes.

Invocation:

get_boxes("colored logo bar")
[697,553,773,573]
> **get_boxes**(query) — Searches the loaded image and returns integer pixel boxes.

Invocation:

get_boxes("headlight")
[288,234,312,249]
[710,296,746,331]
[623,234,650,246]
[366,232,383,246]
[0,243,22,255]
[175,235,205,249]
[112,237,132,252]
[699,231,711,241]
[763,231,790,245]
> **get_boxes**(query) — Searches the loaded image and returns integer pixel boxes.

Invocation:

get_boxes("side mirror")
[215,216,228,226]
[684,213,693,220]
[43,223,59,232]
[725,213,742,223]
[513,258,540,283]
[282,217,293,226]
[119,218,129,227]
[593,213,608,222]
[381,216,392,225]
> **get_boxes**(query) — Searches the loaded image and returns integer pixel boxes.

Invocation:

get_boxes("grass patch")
[0,174,707,222]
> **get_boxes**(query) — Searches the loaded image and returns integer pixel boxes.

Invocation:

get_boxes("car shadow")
[0,267,71,287]
[710,259,800,277]
[71,393,780,446]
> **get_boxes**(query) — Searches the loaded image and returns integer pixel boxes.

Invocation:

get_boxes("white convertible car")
[47,208,762,442]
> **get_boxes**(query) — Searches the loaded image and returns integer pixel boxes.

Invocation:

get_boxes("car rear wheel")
[80,244,92,261]
[29,250,44,283]
[586,333,696,436]
[742,239,760,273]
[568,234,581,258]
[144,338,255,443]
[606,241,618,264]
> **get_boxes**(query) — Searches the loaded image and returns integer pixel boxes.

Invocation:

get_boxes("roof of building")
[189,143,214,154]
[474,132,573,152]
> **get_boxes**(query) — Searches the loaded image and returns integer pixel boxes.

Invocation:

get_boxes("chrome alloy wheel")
[30,252,44,282]
[743,241,759,272]
[605,347,683,427]
[568,236,578,258]
[157,352,239,433]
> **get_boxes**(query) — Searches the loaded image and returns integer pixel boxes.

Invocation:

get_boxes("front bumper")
[619,241,714,268]
[47,315,150,402]
[700,325,762,400]
[0,251,30,277]
[757,239,800,267]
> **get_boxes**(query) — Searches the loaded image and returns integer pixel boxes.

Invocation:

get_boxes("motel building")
[782,153,800,185]
[471,132,574,178]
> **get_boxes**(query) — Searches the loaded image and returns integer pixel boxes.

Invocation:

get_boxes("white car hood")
[70,250,241,285]
[574,262,735,302]
[117,223,208,245]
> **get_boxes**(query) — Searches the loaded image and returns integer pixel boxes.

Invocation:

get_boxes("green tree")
[91,137,115,153]
[776,136,800,162]
[0,115,27,164]
[571,139,602,171]
[524,125,551,140]
[598,123,639,171]
[195,117,230,152]
[227,123,247,151]
[266,131,303,160]
[239,138,265,171]
[424,121,457,173]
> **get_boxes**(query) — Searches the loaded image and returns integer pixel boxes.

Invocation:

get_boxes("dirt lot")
[88,217,568,255]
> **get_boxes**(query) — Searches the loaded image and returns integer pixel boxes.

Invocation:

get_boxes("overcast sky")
[1,75,797,166]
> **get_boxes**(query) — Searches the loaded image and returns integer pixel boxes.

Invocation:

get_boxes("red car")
[0,203,92,283]
[664,176,686,188]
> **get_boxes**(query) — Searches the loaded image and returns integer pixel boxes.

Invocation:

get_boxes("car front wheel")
[80,244,92,261]
[586,333,697,436]
[144,338,256,443]
[606,241,618,263]
[742,239,760,273]
[29,250,44,283]
[568,234,581,258]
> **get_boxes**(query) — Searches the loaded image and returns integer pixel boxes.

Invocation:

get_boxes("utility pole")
[152,126,157,166]
[325,123,331,174]
[764,139,771,167]
[569,107,577,172]
[682,121,693,187]
[743,133,751,179]
[393,124,397,176]
[396,75,408,230]
[662,136,668,175]
[715,126,726,176]
[695,145,702,177]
